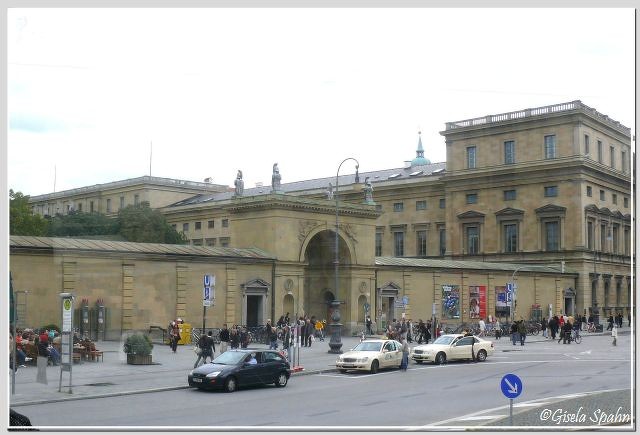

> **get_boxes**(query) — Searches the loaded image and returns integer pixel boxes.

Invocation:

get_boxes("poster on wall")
[495,286,510,319]
[469,285,486,320]
[442,285,460,319]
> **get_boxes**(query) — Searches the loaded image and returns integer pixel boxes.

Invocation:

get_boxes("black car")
[188,349,290,392]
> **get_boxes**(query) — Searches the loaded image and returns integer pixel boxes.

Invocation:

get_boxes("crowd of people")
[385,318,433,344]
[9,327,63,369]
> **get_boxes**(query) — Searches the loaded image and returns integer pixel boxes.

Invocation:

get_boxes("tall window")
[120,196,125,210]
[503,223,518,253]
[439,228,446,256]
[544,186,558,197]
[624,227,630,255]
[183,223,189,232]
[466,193,478,204]
[544,135,556,159]
[584,134,590,155]
[134,194,140,206]
[612,194,617,205]
[587,221,594,250]
[466,226,479,254]
[610,146,615,169]
[624,197,629,208]
[439,198,445,209]
[220,237,230,247]
[466,146,477,169]
[545,221,559,251]
[600,223,607,252]
[597,140,603,162]
[612,225,619,253]
[621,151,627,172]
[222,219,229,228]
[393,232,405,257]
[90,201,94,213]
[393,202,404,212]
[208,220,215,229]
[504,140,515,164]
[416,230,427,256]
[416,200,427,211]
[77,203,82,212]
[586,186,592,197]
[375,233,382,256]
[106,198,111,213]
[599,190,605,201]
[206,238,216,247]
[195,221,202,230]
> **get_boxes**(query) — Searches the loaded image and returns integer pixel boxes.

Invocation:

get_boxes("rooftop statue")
[271,163,282,192]
[363,177,374,204]
[326,182,334,200]
[234,170,244,196]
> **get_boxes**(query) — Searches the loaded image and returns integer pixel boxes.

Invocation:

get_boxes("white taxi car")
[411,334,494,365]
[336,339,403,374]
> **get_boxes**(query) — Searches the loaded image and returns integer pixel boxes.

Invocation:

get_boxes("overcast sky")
[7,8,635,196]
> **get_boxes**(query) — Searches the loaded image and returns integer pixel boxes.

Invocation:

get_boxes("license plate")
[193,378,203,383]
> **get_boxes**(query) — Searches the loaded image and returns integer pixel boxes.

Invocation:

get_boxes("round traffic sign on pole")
[500,373,523,399]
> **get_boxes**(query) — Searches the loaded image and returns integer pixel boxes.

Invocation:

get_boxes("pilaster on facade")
[176,265,188,320]
[62,260,76,294]
[403,272,412,319]
[122,264,135,331]
[226,265,237,325]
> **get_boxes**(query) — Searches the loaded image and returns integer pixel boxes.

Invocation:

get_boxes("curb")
[10,367,337,407]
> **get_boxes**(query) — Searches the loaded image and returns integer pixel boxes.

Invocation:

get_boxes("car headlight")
[337,356,344,362]
[205,371,222,378]
[357,357,369,363]
[189,370,194,376]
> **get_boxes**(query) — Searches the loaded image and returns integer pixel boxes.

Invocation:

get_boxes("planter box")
[126,354,152,365]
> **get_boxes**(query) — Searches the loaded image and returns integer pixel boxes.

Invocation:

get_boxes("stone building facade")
[22,100,632,333]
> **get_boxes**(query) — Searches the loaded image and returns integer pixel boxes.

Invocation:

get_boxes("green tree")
[9,189,48,236]
[117,202,188,244]
[47,210,119,237]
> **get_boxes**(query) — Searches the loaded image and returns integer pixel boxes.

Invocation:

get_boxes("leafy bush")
[123,333,153,356]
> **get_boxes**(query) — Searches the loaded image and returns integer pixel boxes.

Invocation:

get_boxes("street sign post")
[501,373,523,425]
[203,274,215,333]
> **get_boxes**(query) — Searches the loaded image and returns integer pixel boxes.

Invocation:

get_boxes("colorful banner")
[442,285,460,319]
[469,285,486,320]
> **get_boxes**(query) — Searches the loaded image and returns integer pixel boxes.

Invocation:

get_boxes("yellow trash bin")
[178,323,192,345]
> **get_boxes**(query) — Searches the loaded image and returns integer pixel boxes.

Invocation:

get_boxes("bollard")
[612,325,618,346]
[36,356,48,384]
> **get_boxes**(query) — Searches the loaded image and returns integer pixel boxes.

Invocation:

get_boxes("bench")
[89,350,104,362]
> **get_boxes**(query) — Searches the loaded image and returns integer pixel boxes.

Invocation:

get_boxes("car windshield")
[211,351,248,365]
[433,336,455,345]
[352,342,383,352]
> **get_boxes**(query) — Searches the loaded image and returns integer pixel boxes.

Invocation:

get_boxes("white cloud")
[8,8,635,195]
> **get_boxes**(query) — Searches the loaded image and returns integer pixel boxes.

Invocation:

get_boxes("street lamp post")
[328,157,359,354]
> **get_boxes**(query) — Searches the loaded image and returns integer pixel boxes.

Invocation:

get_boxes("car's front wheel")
[435,352,447,365]
[274,372,288,387]
[224,376,237,393]
[476,349,487,362]
[370,360,379,374]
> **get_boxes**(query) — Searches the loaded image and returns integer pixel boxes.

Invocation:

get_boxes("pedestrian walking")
[229,327,240,349]
[464,330,476,362]
[169,320,181,353]
[282,325,293,362]
[478,318,486,337]
[517,320,526,346]
[219,324,230,354]
[510,321,518,345]
[494,319,501,340]
[366,316,372,336]
[541,317,548,338]
[606,314,614,331]
[268,326,278,350]
[399,340,410,371]
[194,330,215,368]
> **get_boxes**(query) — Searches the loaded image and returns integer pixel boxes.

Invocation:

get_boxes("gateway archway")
[302,230,353,323]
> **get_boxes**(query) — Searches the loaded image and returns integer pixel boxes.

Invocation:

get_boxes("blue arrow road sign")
[501,373,523,399]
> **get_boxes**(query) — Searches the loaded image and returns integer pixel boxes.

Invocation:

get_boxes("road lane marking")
[457,415,506,421]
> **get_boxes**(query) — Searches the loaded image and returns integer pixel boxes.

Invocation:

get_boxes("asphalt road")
[15,334,633,429]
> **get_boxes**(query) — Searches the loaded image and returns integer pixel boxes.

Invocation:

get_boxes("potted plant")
[123,333,153,365]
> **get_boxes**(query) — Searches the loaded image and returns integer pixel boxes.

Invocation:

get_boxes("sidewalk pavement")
[9,329,629,407]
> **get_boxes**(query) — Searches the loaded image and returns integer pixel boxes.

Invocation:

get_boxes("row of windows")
[465,134,629,172]
[465,135,557,169]
[105,195,140,213]
[391,199,446,212]
[191,237,230,247]
[585,186,629,207]
[377,218,631,257]
[175,218,229,232]
[375,229,447,257]
[584,134,628,171]
[465,186,557,204]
